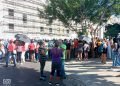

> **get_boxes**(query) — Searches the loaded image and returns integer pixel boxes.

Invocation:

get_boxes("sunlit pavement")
[0,58,120,86]
[65,58,120,86]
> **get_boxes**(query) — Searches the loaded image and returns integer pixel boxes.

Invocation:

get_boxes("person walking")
[48,41,63,86]
[6,39,17,67]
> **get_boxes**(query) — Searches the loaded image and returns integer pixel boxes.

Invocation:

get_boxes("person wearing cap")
[6,39,17,67]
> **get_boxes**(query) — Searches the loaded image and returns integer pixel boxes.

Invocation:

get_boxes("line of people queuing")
[94,37,120,66]
[0,38,90,86]
[0,38,119,67]
[0,37,120,85]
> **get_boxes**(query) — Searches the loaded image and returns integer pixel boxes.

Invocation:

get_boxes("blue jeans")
[60,60,66,78]
[35,53,39,61]
[6,51,16,66]
[0,50,3,60]
[112,51,118,66]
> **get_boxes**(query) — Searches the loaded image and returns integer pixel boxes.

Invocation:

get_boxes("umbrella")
[48,41,54,48]
[15,34,31,43]
[79,35,91,43]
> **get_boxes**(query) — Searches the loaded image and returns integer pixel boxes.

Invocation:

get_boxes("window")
[23,14,27,23]
[67,30,69,33]
[9,23,14,30]
[40,27,44,32]
[8,9,14,16]
[49,28,52,33]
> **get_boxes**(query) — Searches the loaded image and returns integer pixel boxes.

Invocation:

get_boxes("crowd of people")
[94,37,120,66]
[0,37,120,86]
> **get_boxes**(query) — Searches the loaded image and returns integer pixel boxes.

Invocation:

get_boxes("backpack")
[98,43,104,53]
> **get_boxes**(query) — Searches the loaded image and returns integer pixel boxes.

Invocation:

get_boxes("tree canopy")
[38,0,120,35]
[105,23,120,37]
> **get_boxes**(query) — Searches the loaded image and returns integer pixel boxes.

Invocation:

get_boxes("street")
[0,58,120,86]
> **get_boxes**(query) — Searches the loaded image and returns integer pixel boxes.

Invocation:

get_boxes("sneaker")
[48,82,52,85]
[40,77,45,80]
[55,83,60,86]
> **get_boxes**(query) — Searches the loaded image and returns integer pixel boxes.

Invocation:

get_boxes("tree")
[105,23,120,37]
[38,0,120,37]
[88,0,120,37]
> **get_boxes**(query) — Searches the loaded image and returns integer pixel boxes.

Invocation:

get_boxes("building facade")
[0,0,77,40]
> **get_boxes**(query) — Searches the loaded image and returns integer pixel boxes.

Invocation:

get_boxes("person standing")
[83,42,89,61]
[28,40,35,62]
[0,40,3,60]
[39,44,47,80]
[76,40,83,61]
[107,40,112,59]
[73,39,79,59]
[112,42,119,66]
[101,39,108,64]
[16,42,23,64]
[60,41,66,79]
[35,42,40,62]
[21,42,26,63]
[49,41,63,86]
[66,40,71,60]
[6,39,17,67]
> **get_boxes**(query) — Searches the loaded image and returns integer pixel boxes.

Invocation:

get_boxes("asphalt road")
[1,58,119,86]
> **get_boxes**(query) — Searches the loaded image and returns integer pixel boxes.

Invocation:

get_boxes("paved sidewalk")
[64,58,120,86]
[0,58,120,86]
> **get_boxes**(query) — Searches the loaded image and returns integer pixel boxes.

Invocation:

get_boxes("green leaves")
[105,23,120,37]
[38,0,120,34]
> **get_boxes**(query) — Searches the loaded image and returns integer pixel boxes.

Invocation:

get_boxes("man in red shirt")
[74,39,79,59]
[28,40,35,62]
[6,39,17,67]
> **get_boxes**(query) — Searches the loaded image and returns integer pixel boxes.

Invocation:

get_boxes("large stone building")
[0,0,77,40]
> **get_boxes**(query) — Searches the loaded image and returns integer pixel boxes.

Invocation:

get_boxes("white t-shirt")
[84,43,89,51]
